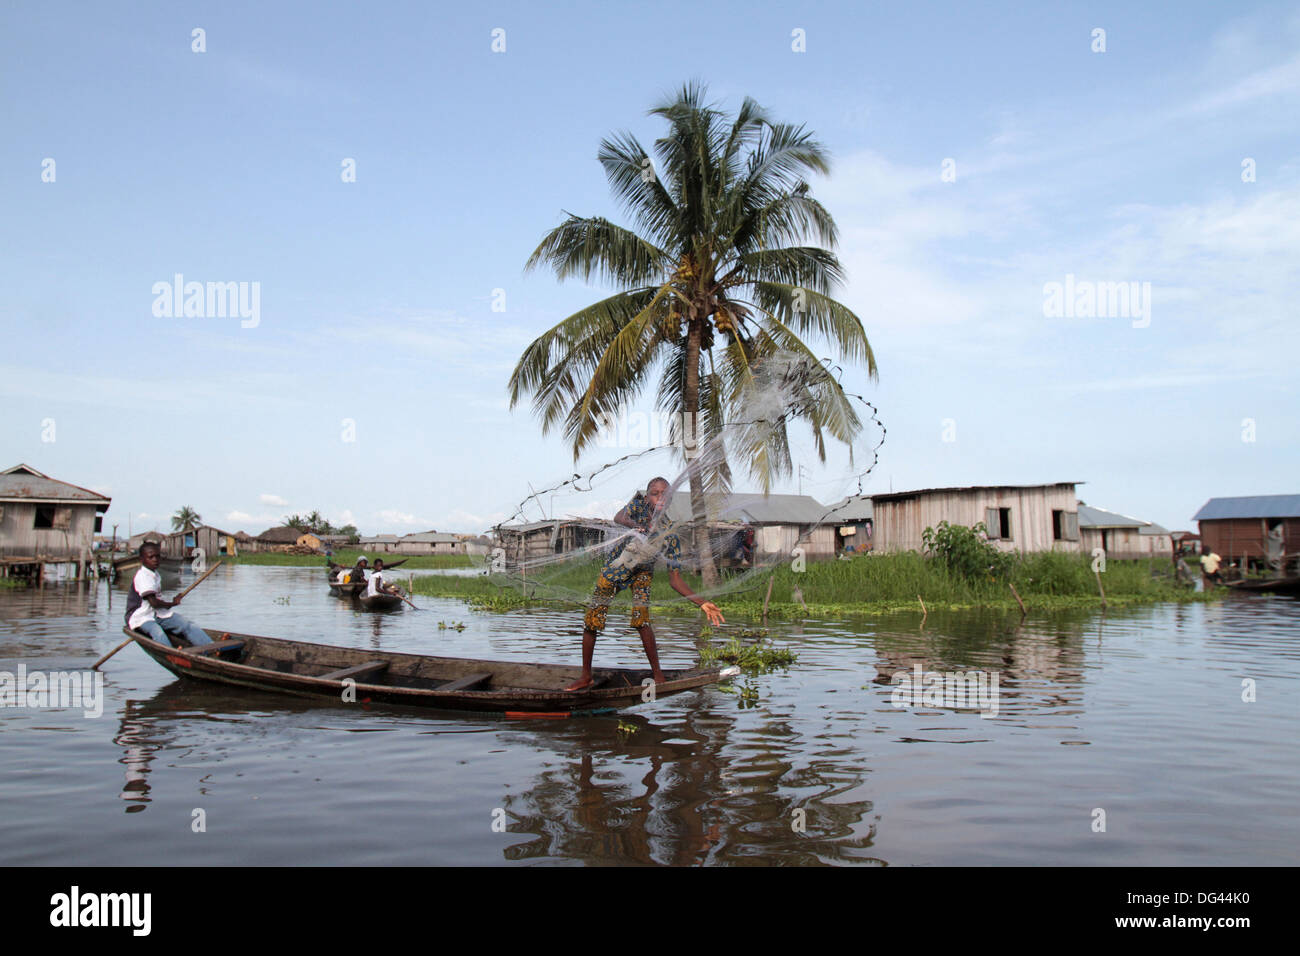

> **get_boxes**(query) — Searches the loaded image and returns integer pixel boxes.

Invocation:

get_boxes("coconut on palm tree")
[509,82,876,587]
[170,506,201,532]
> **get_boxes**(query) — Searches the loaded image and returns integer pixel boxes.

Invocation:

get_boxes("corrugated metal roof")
[666,493,829,524]
[1192,495,1300,520]
[826,496,874,521]
[0,464,111,505]
[400,532,461,543]
[1139,523,1171,535]
[872,482,1080,502]
[1078,505,1148,529]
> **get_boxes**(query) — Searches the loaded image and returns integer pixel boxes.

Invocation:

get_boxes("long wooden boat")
[327,581,366,599]
[1224,575,1300,595]
[358,591,404,611]
[124,627,740,714]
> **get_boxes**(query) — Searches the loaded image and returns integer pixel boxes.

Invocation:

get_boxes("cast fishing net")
[473,352,884,615]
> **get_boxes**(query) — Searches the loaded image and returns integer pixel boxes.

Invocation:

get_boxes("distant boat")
[124,627,740,714]
[1225,575,1300,596]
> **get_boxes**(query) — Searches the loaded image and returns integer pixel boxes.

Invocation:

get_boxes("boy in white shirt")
[125,543,213,646]
[366,558,401,598]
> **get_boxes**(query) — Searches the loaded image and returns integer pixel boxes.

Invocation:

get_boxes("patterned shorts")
[584,569,653,632]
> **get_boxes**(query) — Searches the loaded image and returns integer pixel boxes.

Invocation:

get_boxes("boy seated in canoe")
[126,543,213,647]
[564,477,724,692]
[365,558,403,598]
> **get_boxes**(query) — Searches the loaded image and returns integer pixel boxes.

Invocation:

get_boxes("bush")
[921,521,1015,583]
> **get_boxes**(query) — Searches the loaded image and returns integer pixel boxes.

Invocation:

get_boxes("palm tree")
[509,82,876,587]
[171,506,201,532]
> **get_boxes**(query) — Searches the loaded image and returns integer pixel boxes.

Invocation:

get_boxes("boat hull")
[358,592,403,611]
[1225,575,1300,595]
[126,627,738,714]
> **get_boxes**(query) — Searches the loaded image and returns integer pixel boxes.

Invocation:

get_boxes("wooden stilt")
[1008,583,1027,615]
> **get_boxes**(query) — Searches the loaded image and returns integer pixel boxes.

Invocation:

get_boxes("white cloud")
[259,493,288,506]
[226,510,277,526]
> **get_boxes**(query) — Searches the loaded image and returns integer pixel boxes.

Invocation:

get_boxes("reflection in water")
[499,710,881,866]
[2,569,1298,865]
[115,699,159,811]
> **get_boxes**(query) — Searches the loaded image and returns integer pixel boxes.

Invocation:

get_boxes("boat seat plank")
[319,661,390,682]
[437,672,492,692]
[183,640,245,656]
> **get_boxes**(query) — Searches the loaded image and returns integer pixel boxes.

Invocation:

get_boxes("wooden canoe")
[327,581,366,599]
[1224,575,1300,595]
[124,627,740,714]
[358,591,404,611]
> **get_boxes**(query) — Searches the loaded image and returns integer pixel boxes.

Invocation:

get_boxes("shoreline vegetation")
[382,551,1219,618]
[86,549,1224,616]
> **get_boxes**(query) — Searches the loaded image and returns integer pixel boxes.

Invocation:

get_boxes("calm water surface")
[1,565,1296,865]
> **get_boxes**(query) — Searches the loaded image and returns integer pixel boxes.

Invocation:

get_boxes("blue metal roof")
[1193,495,1300,520]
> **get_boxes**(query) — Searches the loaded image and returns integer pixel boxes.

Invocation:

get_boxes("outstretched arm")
[667,569,725,626]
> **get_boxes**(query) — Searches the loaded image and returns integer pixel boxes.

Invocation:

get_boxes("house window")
[94,514,103,533]
[1053,510,1079,541]
[34,506,56,529]
[984,507,1012,540]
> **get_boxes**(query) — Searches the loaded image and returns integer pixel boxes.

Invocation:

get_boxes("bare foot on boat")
[564,675,595,692]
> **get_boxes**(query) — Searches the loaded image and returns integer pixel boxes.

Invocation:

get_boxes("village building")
[827,496,874,554]
[869,483,1082,554]
[357,534,401,554]
[0,464,111,581]
[1078,505,1171,559]
[394,532,466,555]
[492,520,616,569]
[257,525,307,552]
[665,492,839,563]
[1193,494,1300,571]
[295,531,324,551]
[128,530,165,552]
[459,534,493,557]
[163,524,238,561]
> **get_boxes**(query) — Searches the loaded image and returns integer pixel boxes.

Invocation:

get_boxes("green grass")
[225,550,475,570]
[406,550,1217,618]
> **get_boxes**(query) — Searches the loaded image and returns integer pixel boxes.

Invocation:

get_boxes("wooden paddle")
[92,560,225,670]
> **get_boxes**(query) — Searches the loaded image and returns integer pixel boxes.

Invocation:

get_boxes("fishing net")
[474,352,885,615]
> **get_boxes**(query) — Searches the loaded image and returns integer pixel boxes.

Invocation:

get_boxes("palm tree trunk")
[683,315,719,590]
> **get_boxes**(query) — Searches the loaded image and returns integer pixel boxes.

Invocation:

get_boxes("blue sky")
[2,0,1296,536]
